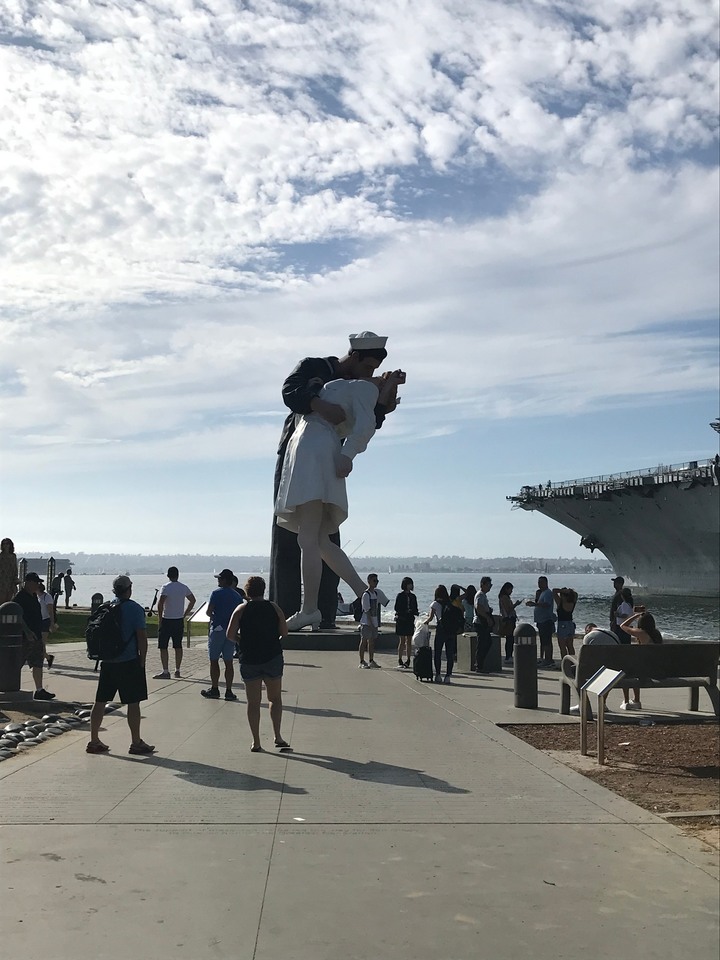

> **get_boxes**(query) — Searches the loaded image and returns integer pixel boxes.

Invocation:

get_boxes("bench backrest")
[575,642,719,687]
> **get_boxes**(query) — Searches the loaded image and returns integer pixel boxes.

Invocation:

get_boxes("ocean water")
[63,571,718,642]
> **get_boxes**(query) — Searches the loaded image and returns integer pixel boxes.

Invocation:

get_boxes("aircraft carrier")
[508,424,719,598]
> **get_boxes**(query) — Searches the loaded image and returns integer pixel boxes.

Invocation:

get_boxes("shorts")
[240,654,284,683]
[208,626,235,662]
[395,616,415,637]
[158,618,184,649]
[41,618,51,633]
[95,658,148,705]
[360,623,379,642]
[536,621,554,645]
[22,634,44,669]
[556,620,576,640]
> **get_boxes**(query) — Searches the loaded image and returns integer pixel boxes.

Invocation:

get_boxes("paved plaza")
[1,640,718,960]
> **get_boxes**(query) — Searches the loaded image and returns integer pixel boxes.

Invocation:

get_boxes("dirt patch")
[503,721,720,850]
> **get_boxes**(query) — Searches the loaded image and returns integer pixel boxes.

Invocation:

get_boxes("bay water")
[64,571,718,642]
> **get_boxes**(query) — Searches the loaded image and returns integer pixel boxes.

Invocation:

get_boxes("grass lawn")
[48,610,208,644]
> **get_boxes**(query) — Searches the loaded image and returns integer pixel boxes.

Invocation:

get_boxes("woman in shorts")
[227,576,291,752]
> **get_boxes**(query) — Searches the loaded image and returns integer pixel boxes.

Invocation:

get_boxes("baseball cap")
[215,569,234,582]
[24,571,41,583]
[113,574,132,593]
[611,575,624,583]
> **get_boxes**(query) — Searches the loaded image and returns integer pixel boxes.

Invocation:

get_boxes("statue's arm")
[341,384,379,460]
[282,357,334,414]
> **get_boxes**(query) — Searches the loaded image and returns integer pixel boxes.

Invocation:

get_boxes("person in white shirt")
[154,567,195,679]
[37,579,56,669]
[358,573,381,669]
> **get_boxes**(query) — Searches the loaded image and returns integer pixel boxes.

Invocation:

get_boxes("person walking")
[36,579,56,670]
[154,566,195,679]
[201,569,242,701]
[498,582,521,663]
[86,575,154,755]
[63,569,76,608]
[394,577,418,669]
[13,572,55,700]
[227,576,290,752]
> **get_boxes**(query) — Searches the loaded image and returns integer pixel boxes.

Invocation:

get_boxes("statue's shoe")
[286,609,322,631]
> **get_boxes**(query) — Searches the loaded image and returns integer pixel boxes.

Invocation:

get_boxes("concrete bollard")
[513,622,538,709]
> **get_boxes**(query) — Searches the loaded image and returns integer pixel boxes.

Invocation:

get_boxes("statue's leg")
[319,534,366,598]
[269,521,302,617]
[295,500,324,616]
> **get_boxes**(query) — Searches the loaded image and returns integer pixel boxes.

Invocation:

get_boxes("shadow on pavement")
[118,755,308,794]
[286,706,371,720]
[276,752,469,793]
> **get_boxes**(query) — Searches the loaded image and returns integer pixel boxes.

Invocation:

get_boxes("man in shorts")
[154,566,195,679]
[12,571,55,701]
[202,569,242,701]
[86,575,155,755]
[358,573,381,669]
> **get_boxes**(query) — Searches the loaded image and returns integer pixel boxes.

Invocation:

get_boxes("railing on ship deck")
[508,458,718,504]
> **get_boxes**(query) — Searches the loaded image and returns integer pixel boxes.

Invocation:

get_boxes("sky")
[1,0,718,560]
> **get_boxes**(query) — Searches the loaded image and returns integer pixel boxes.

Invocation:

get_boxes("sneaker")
[128,740,156,755]
[619,701,632,710]
[46,654,55,669]
[358,661,369,669]
[630,700,642,710]
[503,657,513,664]
[434,674,442,683]
[153,671,171,680]
[569,704,581,715]
[443,675,452,684]
[403,661,410,669]
[367,660,381,669]
[224,690,238,701]
[174,670,181,678]
[33,689,56,701]
[200,687,221,699]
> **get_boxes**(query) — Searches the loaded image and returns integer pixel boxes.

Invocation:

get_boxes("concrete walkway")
[1,644,718,960]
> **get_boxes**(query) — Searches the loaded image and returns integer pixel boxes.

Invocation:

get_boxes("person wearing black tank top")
[227,576,291,753]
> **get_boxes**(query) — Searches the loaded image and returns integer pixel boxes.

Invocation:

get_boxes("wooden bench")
[559,642,720,719]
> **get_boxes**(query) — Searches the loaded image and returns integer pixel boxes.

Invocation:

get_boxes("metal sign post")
[186,602,210,647]
[580,667,625,765]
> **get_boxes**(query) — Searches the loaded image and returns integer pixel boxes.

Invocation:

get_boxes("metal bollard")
[513,622,538,709]
[0,601,26,693]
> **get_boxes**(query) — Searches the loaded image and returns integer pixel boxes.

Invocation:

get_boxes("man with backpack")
[473,576,495,673]
[86,575,155,756]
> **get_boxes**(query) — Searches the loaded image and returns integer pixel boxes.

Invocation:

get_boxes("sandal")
[251,744,264,753]
[274,739,292,751]
[86,740,110,754]
[128,740,156,755]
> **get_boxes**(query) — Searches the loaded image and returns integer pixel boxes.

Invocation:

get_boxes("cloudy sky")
[1,0,718,561]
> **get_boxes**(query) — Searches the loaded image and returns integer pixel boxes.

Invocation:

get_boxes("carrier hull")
[509,460,719,598]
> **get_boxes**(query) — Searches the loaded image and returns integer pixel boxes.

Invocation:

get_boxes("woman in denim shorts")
[227,576,290,753]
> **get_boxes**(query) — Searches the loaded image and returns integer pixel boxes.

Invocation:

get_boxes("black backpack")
[440,601,465,634]
[86,600,130,664]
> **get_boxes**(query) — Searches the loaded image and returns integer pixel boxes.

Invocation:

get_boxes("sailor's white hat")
[349,330,388,351]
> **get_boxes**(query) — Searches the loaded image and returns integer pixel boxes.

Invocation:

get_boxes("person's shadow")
[274,752,469,793]
[117,754,307,794]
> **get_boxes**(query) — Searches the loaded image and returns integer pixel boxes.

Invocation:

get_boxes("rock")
[42,714,63,723]
[3,723,23,733]
[43,728,63,737]
[23,738,43,745]
[2,733,23,744]
[15,742,32,751]
[19,731,38,740]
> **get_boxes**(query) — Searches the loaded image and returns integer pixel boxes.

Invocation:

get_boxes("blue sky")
[1,0,718,558]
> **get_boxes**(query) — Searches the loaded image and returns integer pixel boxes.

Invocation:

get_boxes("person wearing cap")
[87,575,154,755]
[275,369,404,631]
[12,572,55,701]
[609,576,625,632]
[270,332,403,629]
[154,566,196,680]
[201,569,242,700]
